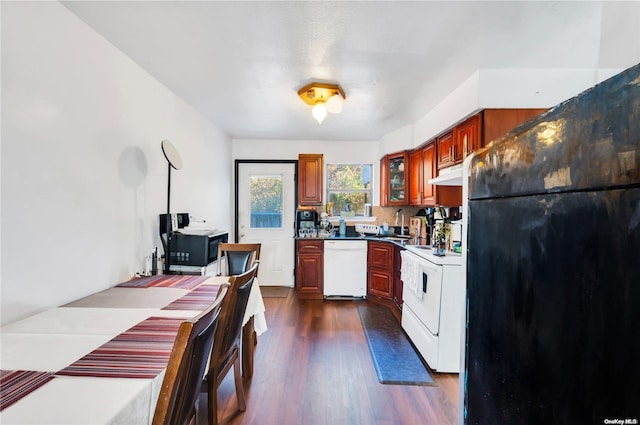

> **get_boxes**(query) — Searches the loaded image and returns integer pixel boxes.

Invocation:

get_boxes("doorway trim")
[234,159,298,243]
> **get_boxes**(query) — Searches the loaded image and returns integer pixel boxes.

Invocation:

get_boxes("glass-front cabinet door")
[380,151,409,206]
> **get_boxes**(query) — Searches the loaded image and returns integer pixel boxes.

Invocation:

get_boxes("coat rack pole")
[164,164,172,274]
[160,139,182,276]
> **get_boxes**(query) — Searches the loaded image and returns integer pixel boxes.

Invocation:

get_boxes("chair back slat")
[217,243,261,276]
[227,251,253,276]
[221,271,254,354]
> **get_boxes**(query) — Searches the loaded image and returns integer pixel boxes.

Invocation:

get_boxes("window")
[326,164,373,216]
[250,174,283,228]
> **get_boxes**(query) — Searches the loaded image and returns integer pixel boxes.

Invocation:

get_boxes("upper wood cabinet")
[409,141,462,207]
[298,154,323,206]
[436,116,481,169]
[482,108,547,143]
[408,148,423,205]
[455,113,481,163]
[436,130,456,169]
[436,109,547,171]
[420,143,438,205]
[380,151,409,206]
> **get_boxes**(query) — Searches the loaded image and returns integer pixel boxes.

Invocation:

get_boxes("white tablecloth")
[0,376,155,425]
[0,275,267,425]
[63,287,190,309]
[1,333,113,372]
[1,307,174,336]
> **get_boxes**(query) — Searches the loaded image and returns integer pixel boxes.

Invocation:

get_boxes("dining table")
[0,274,267,425]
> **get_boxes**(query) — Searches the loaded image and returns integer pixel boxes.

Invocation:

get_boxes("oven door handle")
[422,272,428,293]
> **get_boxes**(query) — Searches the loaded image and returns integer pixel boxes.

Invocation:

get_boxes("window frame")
[325,163,374,218]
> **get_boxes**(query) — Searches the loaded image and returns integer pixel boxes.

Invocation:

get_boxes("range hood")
[428,164,463,186]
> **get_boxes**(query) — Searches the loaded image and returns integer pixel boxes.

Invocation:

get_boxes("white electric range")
[400,246,464,373]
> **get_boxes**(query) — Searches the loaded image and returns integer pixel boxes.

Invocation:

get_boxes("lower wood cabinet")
[295,239,405,308]
[393,245,403,310]
[367,241,395,298]
[367,241,404,319]
[368,268,393,299]
[295,239,324,299]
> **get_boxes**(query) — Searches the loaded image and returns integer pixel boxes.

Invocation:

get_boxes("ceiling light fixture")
[298,82,346,124]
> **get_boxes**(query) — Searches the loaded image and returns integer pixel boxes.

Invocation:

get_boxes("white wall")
[379,125,413,154]
[0,2,232,325]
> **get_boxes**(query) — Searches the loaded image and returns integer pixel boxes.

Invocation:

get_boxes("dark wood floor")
[205,288,459,425]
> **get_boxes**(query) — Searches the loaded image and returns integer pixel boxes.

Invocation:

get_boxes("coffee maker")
[296,209,318,235]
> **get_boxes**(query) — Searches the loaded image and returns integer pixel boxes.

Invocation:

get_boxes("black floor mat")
[357,303,436,386]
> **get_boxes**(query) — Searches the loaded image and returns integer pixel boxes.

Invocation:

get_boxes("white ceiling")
[61,1,640,141]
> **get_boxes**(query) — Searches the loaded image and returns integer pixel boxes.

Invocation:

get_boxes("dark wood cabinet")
[298,154,323,206]
[369,269,393,298]
[408,141,462,207]
[393,245,403,310]
[367,241,394,299]
[367,241,404,320]
[421,142,438,206]
[295,239,323,299]
[482,108,547,143]
[436,130,455,169]
[408,148,422,206]
[380,151,408,206]
[436,109,547,171]
[455,113,481,162]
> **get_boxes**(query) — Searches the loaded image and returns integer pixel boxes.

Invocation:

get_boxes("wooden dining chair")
[203,263,258,425]
[152,284,229,425]
[216,243,261,277]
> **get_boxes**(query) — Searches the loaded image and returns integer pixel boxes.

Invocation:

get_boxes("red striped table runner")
[161,283,222,311]
[0,370,55,411]
[55,316,186,379]
[116,275,209,290]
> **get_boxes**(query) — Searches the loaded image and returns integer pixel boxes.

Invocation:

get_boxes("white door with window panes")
[237,162,295,286]
[326,164,373,218]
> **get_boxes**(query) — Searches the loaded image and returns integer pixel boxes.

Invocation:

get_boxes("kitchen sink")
[381,236,412,246]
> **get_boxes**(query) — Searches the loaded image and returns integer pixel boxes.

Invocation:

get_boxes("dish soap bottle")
[339,217,346,236]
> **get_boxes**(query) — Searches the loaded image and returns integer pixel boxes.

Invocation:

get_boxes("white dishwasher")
[323,240,367,299]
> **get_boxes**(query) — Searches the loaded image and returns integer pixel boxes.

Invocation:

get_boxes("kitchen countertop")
[296,234,463,265]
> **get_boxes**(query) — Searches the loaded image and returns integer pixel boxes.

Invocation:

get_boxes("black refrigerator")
[465,63,640,424]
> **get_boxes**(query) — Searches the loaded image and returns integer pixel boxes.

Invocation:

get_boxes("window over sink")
[326,163,373,217]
